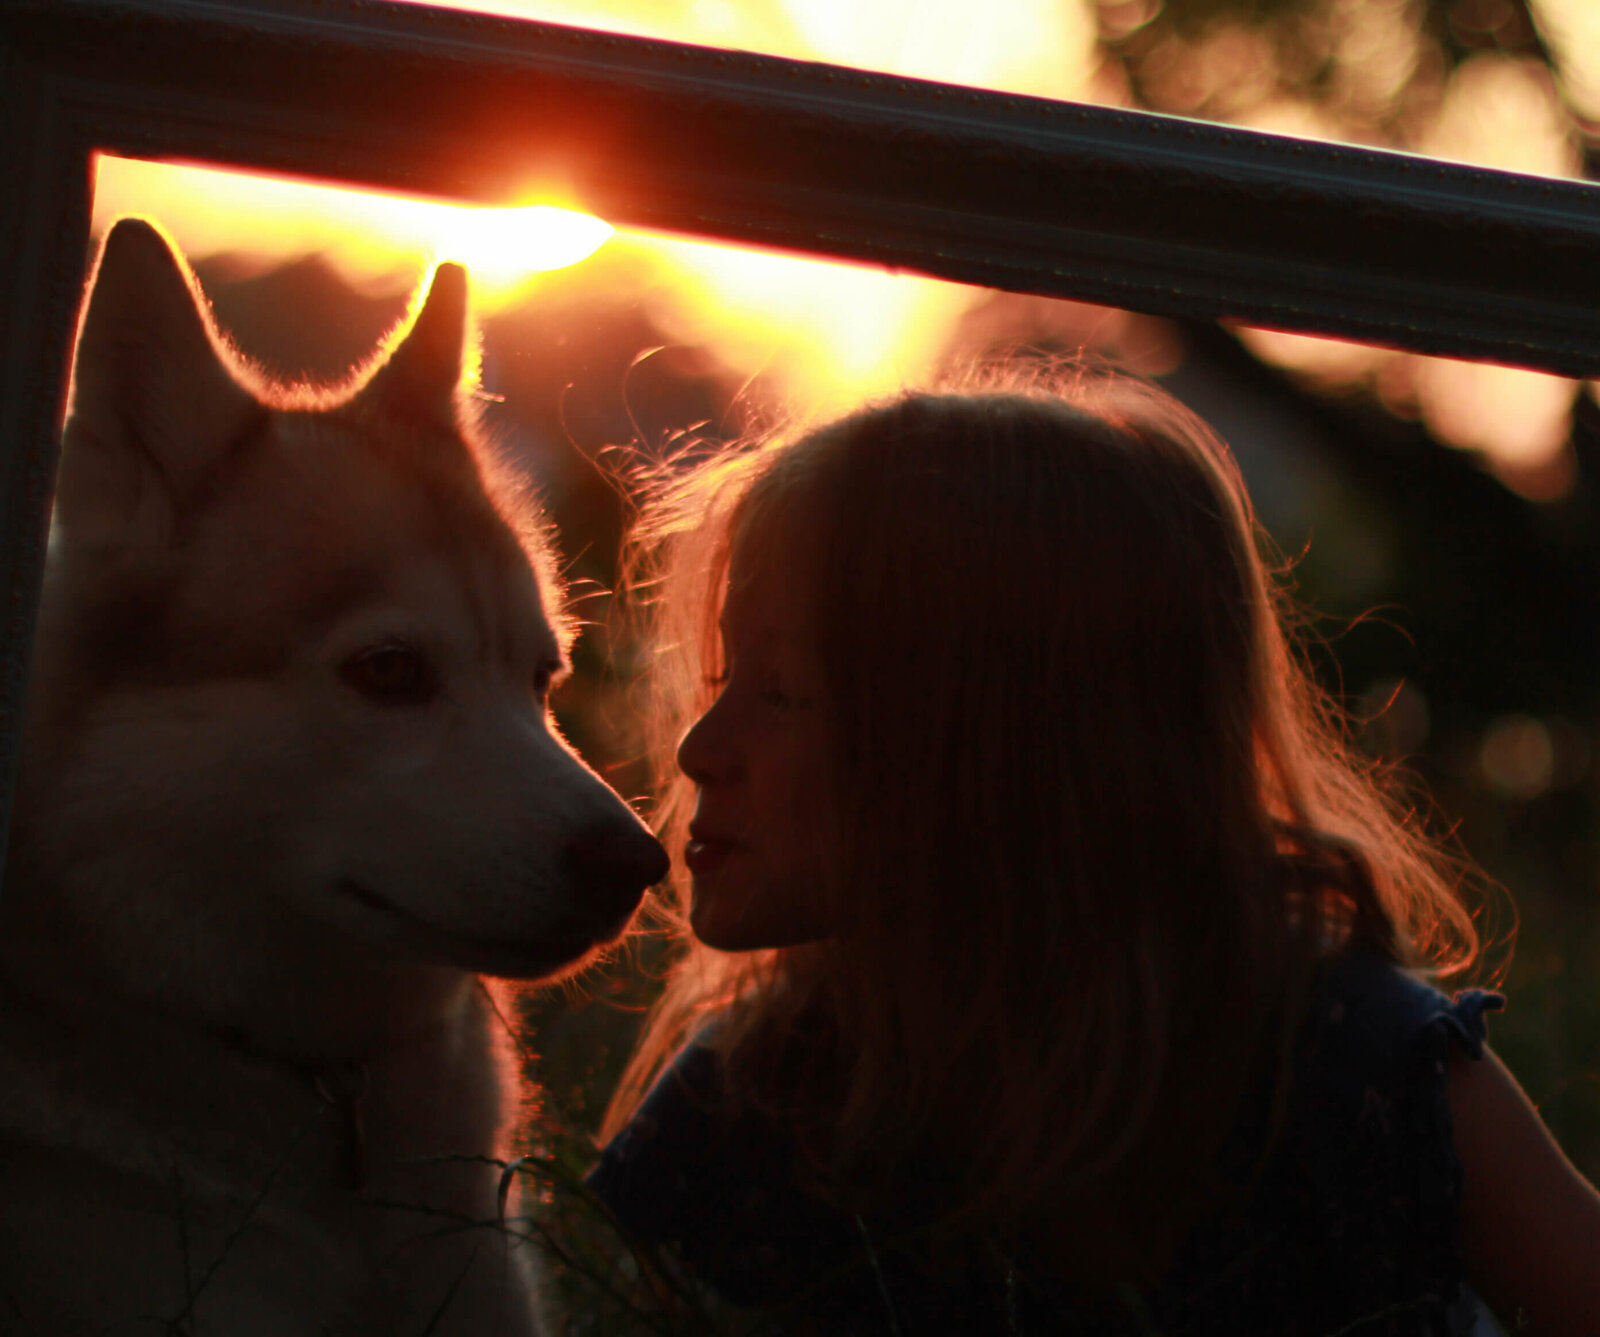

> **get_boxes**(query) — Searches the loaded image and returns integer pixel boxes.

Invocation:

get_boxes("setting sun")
[434,205,613,294]
[93,156,612,305]
[84,2,1586,487]
[87,0,1104,413]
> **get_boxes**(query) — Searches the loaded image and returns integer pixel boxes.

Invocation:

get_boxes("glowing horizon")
[92,157,613,300]
[87,0,1105,414]
[86,1,1591,492]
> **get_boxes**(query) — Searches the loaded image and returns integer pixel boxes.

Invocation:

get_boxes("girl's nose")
[677,695,741,787]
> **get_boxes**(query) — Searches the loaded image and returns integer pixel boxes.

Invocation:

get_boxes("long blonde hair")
[605,371,1481,1280]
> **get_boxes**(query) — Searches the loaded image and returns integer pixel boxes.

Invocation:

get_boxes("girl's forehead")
[721,566,785,628]
[721,551,815,642]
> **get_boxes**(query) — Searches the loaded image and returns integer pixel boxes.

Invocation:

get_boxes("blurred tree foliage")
[1106,0,1552,125]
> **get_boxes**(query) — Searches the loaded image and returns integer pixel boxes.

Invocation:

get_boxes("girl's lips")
[684,836,740,877]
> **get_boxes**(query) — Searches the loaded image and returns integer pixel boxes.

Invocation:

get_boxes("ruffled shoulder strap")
[1308,949,1503,1072]
[1294,951,1504,1333]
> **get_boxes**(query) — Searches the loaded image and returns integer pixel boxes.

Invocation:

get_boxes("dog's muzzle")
[563,823,669,920]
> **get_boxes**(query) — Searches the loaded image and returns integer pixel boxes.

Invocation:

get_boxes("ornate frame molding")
[3,0,1599,865]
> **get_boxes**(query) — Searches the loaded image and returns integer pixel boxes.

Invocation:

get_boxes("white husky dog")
[0,218,667,1335]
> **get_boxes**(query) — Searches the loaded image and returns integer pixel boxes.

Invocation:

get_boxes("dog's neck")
[212,1020,373,1189]
[0,946,516,1201]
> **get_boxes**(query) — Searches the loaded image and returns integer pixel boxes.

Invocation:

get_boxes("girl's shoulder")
[588,1037,864,1311]
[1300,947,1503,1084]
[1163,949,1504,1334]
[1266,947,1505,1219]
[586,1040,749,1247]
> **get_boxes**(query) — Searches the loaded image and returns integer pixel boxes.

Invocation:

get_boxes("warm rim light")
[88,7,1583,489]
[91,152,970,409]
[92,156,613,304]
[88,0,1105,411]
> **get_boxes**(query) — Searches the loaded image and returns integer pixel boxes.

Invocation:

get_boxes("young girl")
[588,376,1600,1333]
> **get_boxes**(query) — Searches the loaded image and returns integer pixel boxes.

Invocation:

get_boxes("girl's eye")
[339,643,439,706]
[759,679,813,711]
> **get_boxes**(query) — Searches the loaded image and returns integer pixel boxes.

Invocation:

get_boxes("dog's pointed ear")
[57,217,260,550]
[356,262,469,430]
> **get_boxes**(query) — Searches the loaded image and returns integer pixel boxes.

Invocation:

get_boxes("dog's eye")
[340,644,439,706]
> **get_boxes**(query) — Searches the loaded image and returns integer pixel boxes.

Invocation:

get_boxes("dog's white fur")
[0,219,666,1335]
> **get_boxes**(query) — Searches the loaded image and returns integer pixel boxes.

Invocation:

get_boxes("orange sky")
[90,0,1593,491]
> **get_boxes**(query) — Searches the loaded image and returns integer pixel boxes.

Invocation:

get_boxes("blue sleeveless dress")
[589,952,1503,1334]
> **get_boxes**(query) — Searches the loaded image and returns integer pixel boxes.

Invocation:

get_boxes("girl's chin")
[689,890,833,954]
[687,893,750,952]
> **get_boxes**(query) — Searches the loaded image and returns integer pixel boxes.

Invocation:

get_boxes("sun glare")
[92,156,611,303]
[434,206,613,293]
[84,2,1584,487]
[86,2,1104,411]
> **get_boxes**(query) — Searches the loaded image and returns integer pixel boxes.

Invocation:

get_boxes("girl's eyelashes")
[703,666,813,710]
[758,671,815,711]
[759,684,811,710]
[709,633,817,709]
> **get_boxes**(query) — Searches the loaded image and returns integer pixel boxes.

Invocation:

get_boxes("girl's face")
[675,555,832,952]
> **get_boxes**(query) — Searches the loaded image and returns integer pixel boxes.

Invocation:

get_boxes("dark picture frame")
[3,0,1600,877]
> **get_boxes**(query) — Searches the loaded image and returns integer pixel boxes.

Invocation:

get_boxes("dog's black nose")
[565,825,669,917]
